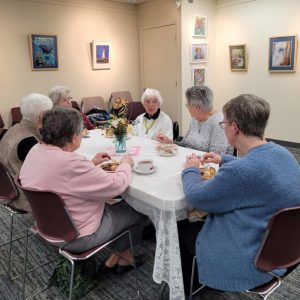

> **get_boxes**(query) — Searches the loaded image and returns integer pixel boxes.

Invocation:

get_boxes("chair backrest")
[71,100,80,111]
[14,176,78,242]
[255,205,300,272]
[0,114,4,128]
[81,96,106,114]
[0,162,19,202]
[126,101,145,121]
[109,91,133,111]
[11,107,22,126]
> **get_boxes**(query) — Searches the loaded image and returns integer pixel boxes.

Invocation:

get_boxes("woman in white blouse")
[133,88,173,140]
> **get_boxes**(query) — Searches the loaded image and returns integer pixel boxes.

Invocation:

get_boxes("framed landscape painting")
[193,16,207,38]
[29,34,58,70]
[269,35,297,72]
[192,67,205,85]
[229,44,247,71]
[190,43,207,63]
[92,41,111,70]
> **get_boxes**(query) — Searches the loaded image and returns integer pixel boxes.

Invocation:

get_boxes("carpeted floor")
[0,144,299,300]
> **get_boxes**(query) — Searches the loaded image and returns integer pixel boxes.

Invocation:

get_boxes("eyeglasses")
[219,121,231,129]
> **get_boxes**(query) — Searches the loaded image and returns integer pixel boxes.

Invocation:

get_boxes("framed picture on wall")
[29,34,58,70]
[269,35,297,72]
[190,43,207,63]
[229,44,247,71]
[192,67,205,85]
[193,16,207,38]
[92,41,111,70]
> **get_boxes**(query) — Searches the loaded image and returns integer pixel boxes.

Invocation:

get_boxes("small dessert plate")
[133,165,156,175]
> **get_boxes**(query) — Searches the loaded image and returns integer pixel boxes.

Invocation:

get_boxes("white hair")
[20,93,53,123]
[141,88,163,105]
[48,85,70,106]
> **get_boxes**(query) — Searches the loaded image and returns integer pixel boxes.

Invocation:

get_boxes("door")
[140,24,179,123]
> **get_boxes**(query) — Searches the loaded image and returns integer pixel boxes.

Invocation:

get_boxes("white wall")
[215,0,300,142]
[180,0,217,133]
[0,0,140,127]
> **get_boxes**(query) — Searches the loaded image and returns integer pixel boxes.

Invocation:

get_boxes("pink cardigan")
[20,143,132,237]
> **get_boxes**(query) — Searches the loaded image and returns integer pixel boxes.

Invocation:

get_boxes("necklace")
[144,118,157,134]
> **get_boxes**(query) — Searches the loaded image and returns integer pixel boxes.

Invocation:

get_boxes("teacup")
[137,159,153,172]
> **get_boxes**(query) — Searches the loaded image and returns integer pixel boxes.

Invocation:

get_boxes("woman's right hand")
[200,152,222,165]
[121,154,134,167]
[156,133,172,144]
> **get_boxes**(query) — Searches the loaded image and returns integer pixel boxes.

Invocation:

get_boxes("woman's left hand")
[185,153,201,169]
[91,152,111,165]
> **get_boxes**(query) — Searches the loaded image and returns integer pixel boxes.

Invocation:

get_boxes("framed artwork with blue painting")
[29,34,58,70]
[269,35,297,72]
[92,41,111,70]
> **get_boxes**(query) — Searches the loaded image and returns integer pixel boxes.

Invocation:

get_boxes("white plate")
[157,150,178,157]
[133,165,156,175]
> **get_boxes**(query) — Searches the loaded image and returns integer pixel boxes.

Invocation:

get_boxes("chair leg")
[127,231,140,299]
[68,259,75,300]
[7,212,14,279]
[22,229,30,300]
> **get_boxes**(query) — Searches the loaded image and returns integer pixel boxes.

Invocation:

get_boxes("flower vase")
[115,134,127,153]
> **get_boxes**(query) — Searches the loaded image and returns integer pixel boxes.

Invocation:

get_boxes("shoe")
[113,255,145,275]
[96,260,117,275]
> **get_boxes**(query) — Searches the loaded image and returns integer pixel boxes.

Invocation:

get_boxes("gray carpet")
[0,144,299,300]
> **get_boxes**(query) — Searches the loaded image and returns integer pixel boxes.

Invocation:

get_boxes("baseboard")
[266,138,300,149]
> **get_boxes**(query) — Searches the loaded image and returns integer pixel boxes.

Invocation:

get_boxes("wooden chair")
[11,107,22,126]
[81,96,107,114]
[15,177,140,300]
[189,205,300,300]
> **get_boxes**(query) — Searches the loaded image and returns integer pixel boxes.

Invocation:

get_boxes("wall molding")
[217,0,256,9]
[19,0,137,15]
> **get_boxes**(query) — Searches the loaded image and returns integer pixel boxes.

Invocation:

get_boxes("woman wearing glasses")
[156,85,232,154]
[133,88,173,140]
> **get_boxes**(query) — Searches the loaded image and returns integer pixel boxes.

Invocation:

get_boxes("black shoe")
[96,260,117,275]
[113,255,145,275]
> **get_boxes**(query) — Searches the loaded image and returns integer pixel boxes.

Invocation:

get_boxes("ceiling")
[104,0,153,4]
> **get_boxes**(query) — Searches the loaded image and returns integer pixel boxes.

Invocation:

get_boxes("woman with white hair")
[0,93,53,212]
[49,85,94,130]
[133,88,173,140]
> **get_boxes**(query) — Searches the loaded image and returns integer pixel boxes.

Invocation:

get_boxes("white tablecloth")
[76,129,208,300]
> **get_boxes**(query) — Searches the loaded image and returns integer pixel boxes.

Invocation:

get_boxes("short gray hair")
[41,107,83,148]
[48,86,70,106]
[222,94,270,139]
[185,85,213,112]
[20,93,53,123]
[141,88,163,105]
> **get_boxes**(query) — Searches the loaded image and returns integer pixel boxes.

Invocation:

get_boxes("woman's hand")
[200,152,222,165]
[121,154,134,167]
[91,152,111,166]
[185,153,201,168]
[156,133,172,144]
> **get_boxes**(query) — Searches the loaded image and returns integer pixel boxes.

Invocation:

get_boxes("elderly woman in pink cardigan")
[20,107,147,274]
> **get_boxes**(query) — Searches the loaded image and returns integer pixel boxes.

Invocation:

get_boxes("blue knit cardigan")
[181,142,300,291]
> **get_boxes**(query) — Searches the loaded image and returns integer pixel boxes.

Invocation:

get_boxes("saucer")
[157,150,177,157]
[133,165,156,175]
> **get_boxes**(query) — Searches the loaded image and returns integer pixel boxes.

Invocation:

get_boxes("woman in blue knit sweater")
[179,94,300,295]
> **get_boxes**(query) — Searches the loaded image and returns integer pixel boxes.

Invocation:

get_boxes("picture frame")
[192,67,205,85]
[193,16,207,38]
[29,34,58,70]
[190,43,207,63]
[92,41,111,70]
[229,44,247,71]
[269,35,297,72]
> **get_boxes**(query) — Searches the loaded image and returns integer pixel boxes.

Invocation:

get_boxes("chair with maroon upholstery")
[109,91,133,111]
[15,177,139,300]
[188,206,300,300]
[0,114,7,140]
[11,106,22,126]
[126,101,145,121]
[71,101,80,111]
[0,162,28,279]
